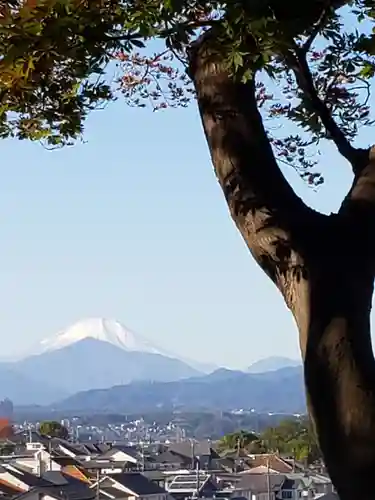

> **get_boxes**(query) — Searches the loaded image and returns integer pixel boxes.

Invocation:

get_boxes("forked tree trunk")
[188,32,375,500]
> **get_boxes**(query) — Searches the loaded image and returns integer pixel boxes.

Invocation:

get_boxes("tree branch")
[300,3,330,54]
[188,33,322,302]
[286,47,369,174]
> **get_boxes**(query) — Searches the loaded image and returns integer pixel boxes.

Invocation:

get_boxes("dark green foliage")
[39,419,69,439]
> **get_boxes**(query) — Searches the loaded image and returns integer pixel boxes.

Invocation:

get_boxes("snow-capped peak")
[36,317,167,356]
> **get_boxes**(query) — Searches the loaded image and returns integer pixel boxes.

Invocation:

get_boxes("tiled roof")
[99,486,130,499]
[246,454,293,473]
[155,450,189,465]
[168,441,212,459]
[4,465,52,487]
[0,478,25,495]
[236,473,285,493]
[110,473,167,496]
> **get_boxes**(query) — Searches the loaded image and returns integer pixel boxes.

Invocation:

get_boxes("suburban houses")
[0,431,336,500]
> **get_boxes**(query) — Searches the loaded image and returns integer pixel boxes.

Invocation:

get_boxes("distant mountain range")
[0,318,204,404]
[247,356,301,373]
[53,365,305,414]
[0,317,303,409]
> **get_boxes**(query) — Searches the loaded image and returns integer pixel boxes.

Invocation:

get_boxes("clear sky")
[0,82,372,369]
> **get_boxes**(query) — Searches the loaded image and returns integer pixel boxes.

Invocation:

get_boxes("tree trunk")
[301,241,375,500]
[188,32,375,500]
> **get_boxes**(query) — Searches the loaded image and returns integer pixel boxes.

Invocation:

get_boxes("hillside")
[53,366,305,413]
[11,338,201,396]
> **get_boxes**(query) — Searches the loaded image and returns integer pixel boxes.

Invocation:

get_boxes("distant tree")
[218,430,258,451]
[39,421,69,440]
[260,418,321,463]
[219,418,321,464]
[0,443,15,456]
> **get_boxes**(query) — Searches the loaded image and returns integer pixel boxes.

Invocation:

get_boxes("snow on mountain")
[36,317,169,356]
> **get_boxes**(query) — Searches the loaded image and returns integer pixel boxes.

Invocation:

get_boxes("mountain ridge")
[247,356,301,373]
[9,337,201,396]
[0,318,301,406]
[52,365,305,414]
[24,317,218,374]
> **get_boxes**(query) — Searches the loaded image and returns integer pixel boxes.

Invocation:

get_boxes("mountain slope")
[25,317,215,375]
[14,338,201,396]
[0,365,66,405]
[53,366,305,414]
[247,356,301,373]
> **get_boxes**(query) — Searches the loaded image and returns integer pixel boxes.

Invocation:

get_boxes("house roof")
[0,478,25,495]
[100,451,136,462]
[81,444,100,455]
[99,486,130,499]
[4,465,52,488]
[62,465,91,484]
[103,446,138,459]
[167,473,217,494]
[55,440,91,457]
[246,454,293,474]
[168,441,212,459]
[109,473,167,496]
[236,473,285,493]
[43,471,95,500]
[155,450,188,465]
[52,455,83,467]
[79,460,126,471]
[210,457,236,471]
[12,472,95,500]
[141,471,167,482]
[95,444,111,454]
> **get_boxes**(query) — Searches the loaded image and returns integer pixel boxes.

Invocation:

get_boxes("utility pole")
[49,440,52,471]
[235,437,240,473]
[191,440,195,471]
[267,455,271,500]
[195,457,200,498]
[96,469,100,500]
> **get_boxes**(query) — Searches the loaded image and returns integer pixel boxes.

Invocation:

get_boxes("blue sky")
[0,80,371,368]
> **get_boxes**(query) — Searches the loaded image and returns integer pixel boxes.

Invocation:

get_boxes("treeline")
[218,418,321,464]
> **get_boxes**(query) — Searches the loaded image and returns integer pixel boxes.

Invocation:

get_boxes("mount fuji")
[0,318,209,404]
[33,317,173,357]
[29,317,217,373]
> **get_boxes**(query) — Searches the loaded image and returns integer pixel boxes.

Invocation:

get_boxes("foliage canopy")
[2,0,375,184]
[39,420,69,439]
[218,419,321,464]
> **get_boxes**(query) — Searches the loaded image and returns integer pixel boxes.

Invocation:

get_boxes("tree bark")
[188,32,375,500]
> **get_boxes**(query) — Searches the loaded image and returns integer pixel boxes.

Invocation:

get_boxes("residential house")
[99,446,138,468]
[141,471,168,491]
[234,472,333,500]
[167,441,218,470]
[234,473,285,500]
[245,455,295,474]
[11,471,95,500]
[0,464,53,492]
[166,472,219,500]
[281,474,333,499]
[152,451,190,471]
[79,459,125,476]
[92,472,168,500]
